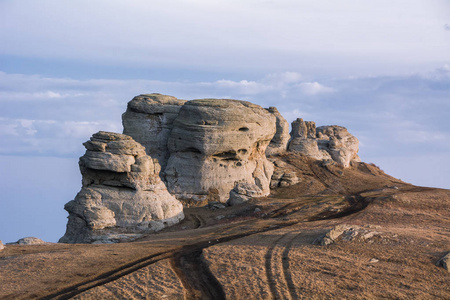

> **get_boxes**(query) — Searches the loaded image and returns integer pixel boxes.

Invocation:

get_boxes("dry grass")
[0,153,449,299]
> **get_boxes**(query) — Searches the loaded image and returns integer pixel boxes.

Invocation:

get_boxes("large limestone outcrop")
[288,118,359,167]
[164,99,276,204]
[266,107,290,156]
[60,131,184,244]
[122,94,187,170]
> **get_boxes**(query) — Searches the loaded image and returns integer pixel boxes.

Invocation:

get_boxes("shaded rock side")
[122,94,187,170]
[60,131,184,244]
[265,107,290,156]
[269,159,299,188]
[436,252,450,272]
[165,99,276,204]
[288,118,359,168]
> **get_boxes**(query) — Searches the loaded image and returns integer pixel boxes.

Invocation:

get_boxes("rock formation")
[8,237,48,245]
[265,107,290,156]
[313,225,381,246]
[60,93,366,243]
[288,118,360,167]
[270,159,299,188]
[122,94,187,170]
[437,252,450,272]
[316,125,360,168]
[0,240,4,251]
[164,99,276,204]
[59,131,184,244]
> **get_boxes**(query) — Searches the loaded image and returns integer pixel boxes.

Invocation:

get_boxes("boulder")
[8,237,47,245]
[270,159,299,188]
[0,240,4,251]
[313,225,381,245]
[436,252,450,272]
[122,94,187,170]
[59,132,184,244]
[265,107,290,156]
[228,182,265,206]
[165,99,276,204]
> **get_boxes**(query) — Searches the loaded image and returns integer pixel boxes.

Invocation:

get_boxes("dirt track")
[1,156,449,299]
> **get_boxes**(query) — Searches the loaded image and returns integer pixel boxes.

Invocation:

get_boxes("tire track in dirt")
[40,194,372,300]
[282,232,303,300]
[40,251,174,300]
[265,232,292,300]
[171,246,226,300]
[39,222,293,300]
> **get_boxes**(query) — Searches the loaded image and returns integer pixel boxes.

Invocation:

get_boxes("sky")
[1,0,449,243]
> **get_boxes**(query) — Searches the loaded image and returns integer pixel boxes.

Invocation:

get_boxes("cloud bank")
[1,0,449,77]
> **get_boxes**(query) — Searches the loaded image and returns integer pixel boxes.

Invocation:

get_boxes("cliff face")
[61,94,360,243]
[165,99,276,204]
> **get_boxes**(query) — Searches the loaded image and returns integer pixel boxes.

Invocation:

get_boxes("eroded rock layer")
[59,131,184,244]
[265,106,290,156]
[122,94,187,170]
[288,118,360,167]
[164,99,276,204]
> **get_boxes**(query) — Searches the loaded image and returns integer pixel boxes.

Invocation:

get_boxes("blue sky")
[1,0,449,243]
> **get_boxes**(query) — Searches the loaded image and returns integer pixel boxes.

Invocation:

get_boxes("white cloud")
[262,72,303,86]
[212,79,269,95]
[1,1,449,76]
[297,82,334,95]
[1,67,449,161]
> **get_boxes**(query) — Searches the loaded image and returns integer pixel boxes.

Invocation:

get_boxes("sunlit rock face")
[164,99,276,204]
[288,118,359,168]
[316,125,360,168]
[59,131,184,244]
[122,94,187,170]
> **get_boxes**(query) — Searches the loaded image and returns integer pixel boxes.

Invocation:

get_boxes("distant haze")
[1,0,449,243]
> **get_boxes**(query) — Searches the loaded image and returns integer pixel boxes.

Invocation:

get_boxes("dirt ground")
[1,154,449,299]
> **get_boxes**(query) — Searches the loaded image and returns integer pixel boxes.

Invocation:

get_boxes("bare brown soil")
[1,153,449,299]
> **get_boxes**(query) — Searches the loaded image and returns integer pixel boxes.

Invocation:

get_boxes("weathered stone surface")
[165,99,276,204]
[9,237,47,245]
[270,159,299,189]
[266,107,290,156]
[228,182,265,206]
[317,126,360,168]
[436,252,450,272]
[288,118,359,167]
[0,240,4,250]
[288,118,328,160]
[313,225,381,245]
[122,94,187,170]
[60,131,184,244]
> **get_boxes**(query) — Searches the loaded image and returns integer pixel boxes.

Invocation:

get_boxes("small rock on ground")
[436,252,450,272]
